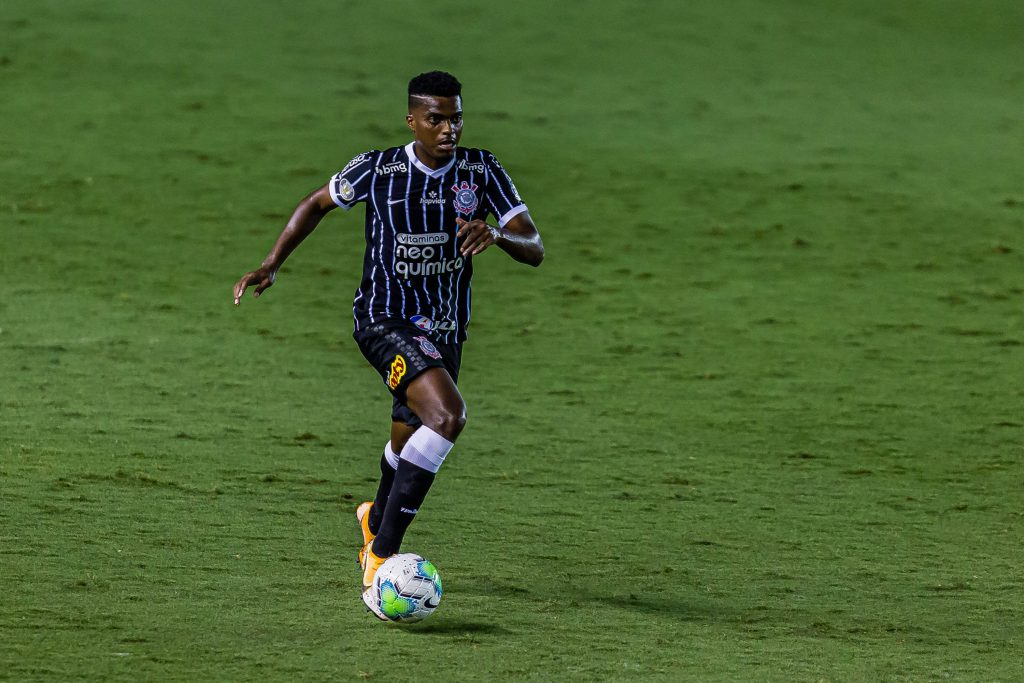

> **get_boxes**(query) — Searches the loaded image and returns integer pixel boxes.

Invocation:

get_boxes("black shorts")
[353,319,462,427]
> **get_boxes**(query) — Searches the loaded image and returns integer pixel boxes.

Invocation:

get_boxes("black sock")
[371,459,435,557]
[368,454,395,535]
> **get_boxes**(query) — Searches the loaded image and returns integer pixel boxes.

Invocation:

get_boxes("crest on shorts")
[413,335,442,360]
[450,180,479,215]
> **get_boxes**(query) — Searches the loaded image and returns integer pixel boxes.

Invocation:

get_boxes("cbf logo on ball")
[450,181,479,215]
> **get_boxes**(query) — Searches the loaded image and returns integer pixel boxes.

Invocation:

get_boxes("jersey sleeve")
[483,152,528,227]
[328,151,377,210]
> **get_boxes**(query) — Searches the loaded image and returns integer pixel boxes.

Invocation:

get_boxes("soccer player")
[232,71,544,619]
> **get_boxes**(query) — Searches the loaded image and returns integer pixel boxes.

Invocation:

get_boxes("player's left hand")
[233,265,277,305]
[456,217,500,257]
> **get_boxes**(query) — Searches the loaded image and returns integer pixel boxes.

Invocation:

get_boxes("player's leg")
[363,419,417,538]
[353,322,422,541]
[370,367,465,559]
[404,366,466,440]
[390,418,419,453]
[353,322,462,588]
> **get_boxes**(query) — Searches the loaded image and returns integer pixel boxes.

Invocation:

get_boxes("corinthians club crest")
[450,181,479,216]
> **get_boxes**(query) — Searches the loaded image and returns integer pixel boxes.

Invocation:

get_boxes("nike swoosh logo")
[424,597,440,609]
[387,199,406,205]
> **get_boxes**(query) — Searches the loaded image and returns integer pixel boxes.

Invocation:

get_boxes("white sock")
[399,427,454,474]
[384,441,400,470]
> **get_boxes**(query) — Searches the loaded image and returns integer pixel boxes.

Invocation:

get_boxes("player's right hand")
[233,266,277,305]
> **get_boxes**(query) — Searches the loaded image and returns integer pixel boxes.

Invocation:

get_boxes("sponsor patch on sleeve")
[339,178,355,202]
[341,153,367,173]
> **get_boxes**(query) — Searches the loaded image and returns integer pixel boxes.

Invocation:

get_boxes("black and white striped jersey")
[328,142,528,343]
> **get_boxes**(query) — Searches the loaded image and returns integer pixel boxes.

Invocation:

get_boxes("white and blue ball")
[365,553,442,623]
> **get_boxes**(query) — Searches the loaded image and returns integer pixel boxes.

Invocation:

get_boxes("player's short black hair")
[408,71,462,105]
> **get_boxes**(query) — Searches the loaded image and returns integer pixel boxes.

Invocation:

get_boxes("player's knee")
[428,400,466,441]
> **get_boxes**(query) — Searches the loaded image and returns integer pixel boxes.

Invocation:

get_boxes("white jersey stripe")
[403,164,420,313]
[384,169,396,317]
[366,153,383,324]
[418,175,432,313]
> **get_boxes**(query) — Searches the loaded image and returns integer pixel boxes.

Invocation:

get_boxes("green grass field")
[2,1,1023,680]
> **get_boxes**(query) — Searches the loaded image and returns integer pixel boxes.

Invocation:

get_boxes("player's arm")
[456,211,544,267]
[233,185,337,305]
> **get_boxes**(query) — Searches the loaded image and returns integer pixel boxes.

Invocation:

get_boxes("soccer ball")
[364,553,442,623]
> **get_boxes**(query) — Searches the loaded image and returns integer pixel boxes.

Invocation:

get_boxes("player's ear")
[406,114,415,132]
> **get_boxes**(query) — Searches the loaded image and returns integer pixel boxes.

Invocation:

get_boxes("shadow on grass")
[399,619,511,636]
[583,592,729,622]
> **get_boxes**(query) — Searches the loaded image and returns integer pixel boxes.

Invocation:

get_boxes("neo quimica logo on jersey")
[395,232,463,279]
[396,232,448,246]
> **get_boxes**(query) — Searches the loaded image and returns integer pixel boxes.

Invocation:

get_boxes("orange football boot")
[360,540,389,591]
[356,501,375,564]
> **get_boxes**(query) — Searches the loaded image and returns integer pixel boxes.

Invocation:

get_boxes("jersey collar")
[405,142,456,178]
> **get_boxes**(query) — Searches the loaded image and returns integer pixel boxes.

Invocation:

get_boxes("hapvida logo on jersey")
[450,181,479,215]
[387,354,407,389]
[420,190,445,206]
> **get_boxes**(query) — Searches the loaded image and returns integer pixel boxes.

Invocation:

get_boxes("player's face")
[407,95,463,167]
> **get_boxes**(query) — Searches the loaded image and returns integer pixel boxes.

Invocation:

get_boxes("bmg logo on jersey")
[376,161,407,176]
[395,232,463,279]
[457,159,485,173]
